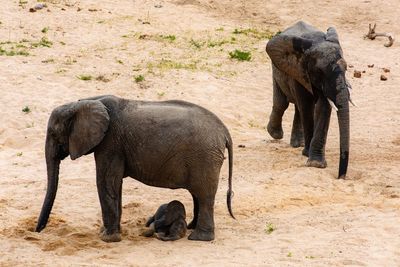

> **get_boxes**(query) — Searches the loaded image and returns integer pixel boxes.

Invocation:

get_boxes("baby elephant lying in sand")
[143,200,187,241]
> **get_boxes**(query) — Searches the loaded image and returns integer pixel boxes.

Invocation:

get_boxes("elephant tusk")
[327,98,338,111]
[346,80,357,107]
[349,98,357,107]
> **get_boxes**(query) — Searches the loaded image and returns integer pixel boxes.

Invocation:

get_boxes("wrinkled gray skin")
[143,200,187,241]
[35,95,235,242]
[266,21,350,179]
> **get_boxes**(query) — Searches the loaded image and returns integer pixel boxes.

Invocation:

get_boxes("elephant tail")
[226,137,236,219]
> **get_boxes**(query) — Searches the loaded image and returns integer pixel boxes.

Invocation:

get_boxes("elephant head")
[266,26,350,179]
[36,100,110,232]
[165,200,186,225]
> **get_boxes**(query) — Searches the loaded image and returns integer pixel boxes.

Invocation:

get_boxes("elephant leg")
[188,194,215,241]
[307,96,331,168]
[95,153,124,242]
[267,79,289,139]
[187,193,199,229]
[293,84,314,157]
[290,106,304,148]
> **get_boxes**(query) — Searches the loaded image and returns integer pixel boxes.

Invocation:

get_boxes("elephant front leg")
[290,106,304,148]
[95,153,125,242]
[267,79,289,139]
[295,93,314,158]
[188,196,215,241]
[306,97,332,168]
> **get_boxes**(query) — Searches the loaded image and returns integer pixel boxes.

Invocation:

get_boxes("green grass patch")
[134,75,145,83]
[148,59,197,71]
[161,35,176,42]
[77,75,92,81]
[232,28,277,39]
[22,106,31,113]
[42,58,54,63]
[265,223,275,234]
[229,49,251,61]
[190,39,204,49]
[32,37,53,48]
[207,39,230,48]
[0,47,29,56]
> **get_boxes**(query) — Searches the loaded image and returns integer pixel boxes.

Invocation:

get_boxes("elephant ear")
[266,34,313,94]
[326,27,339,44]
[69,100,110,160]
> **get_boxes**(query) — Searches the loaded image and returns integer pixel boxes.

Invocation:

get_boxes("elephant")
[35,95,235,242]
[142,200,187,241]
[265,21,353,179]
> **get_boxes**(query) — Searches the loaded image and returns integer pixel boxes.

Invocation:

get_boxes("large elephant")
[265,21,353,179]
[35,95,235,242]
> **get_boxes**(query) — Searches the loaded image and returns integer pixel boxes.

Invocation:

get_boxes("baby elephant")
[143,200,187,241]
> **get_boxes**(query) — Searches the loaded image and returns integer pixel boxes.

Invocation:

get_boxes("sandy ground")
[1,0,399,266]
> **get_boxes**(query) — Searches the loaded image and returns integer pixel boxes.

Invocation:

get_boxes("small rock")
[77,7,82,11]
[154,4,163,8]
[30,3,47,12]
[348,64,354,68]
[383,68,390,73]
[353,70,362,78]
[238,144,246,148]
[139,34,150,40]
[380,74,388,81]
[34,3,46,9]
[61,7,66,11]
[367,64,374,68]
[362,70,366,73]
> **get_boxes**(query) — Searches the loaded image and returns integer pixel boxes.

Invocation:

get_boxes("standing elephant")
[265,21,353,179]
[35,95,235,242]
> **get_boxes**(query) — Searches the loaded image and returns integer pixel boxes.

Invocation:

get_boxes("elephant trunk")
[336,89,350,179]
[36,135,61,232]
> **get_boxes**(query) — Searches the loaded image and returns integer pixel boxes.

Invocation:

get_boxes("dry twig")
[364,23,394,47]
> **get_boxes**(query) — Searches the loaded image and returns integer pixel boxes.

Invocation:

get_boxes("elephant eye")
[332,64,343,74]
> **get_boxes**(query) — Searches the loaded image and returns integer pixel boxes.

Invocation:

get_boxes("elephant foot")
[306,159,327,168]
[267,122,283,140]
[302,148,309,157]
[188,228,214,241]
[141,228,155,237]
[290,136,304,148]
[187,220,197,230]
[100,231,121,242]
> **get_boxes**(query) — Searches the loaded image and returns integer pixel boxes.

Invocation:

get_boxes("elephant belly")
[124,160,188,190]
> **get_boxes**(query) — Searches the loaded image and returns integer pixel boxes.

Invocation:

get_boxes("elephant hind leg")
[267,78,289,140]
[187,165,219,241]
[187,195,215,241]
[290,106,304,148]
[187,193,199,229]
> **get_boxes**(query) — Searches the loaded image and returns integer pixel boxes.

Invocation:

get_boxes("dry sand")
[0,0,399,266]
